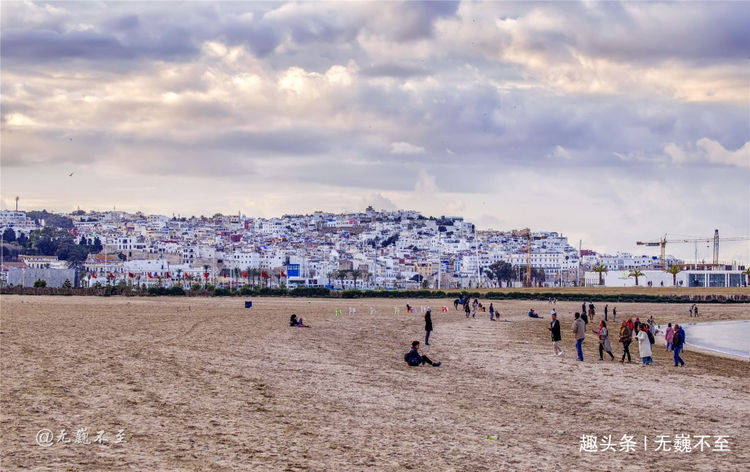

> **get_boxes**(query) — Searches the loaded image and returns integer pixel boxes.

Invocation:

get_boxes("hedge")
[1,285,747,304]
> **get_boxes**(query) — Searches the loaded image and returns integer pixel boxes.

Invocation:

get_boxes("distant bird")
[68,172,74,177]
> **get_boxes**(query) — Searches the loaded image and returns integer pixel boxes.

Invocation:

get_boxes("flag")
[91,273,97,279]
[280,271,286,277]
[148,272,153,278]
[165,272,171,278]
[108,272,115,278]
[128,273,134,278]
[185,273,191,279]
[204,272,209,279]
[261,271,268,278]
[242,271,247,278]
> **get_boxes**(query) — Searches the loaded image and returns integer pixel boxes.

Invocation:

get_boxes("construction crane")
[636,229,750,268]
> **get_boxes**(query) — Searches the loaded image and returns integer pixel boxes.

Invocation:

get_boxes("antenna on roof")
[15,196,19,212]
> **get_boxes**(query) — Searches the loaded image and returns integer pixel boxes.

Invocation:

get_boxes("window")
[728,274,742,287]
[688,273,705,287]
[708,273,725,287]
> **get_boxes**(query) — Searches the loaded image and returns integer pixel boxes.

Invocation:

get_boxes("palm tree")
[743,267,750,286]
[336,269,349,289]
[592,264,608,286]
[351,269,363,290]
[666,265,682,286]
[628,268,645,286]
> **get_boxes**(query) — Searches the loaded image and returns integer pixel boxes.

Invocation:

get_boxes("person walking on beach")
[604,304,609,321]
[549,312,563,356]
[489,303,495,321]
[581,309,589,325]
[593,320,615,361]
[672,324,686,367]
[404,341,441,367]
[612,306,617,322]
[636,324,653,365]
[665,323,674,351]
[424,309,433,346]
[464,301,471,318]
[572,313,586,361]
[588,303,595,322]
[471,298,479,318]
[581,302,586,316]
[689,305,694,317]
[693,305,699,317]
[619,321,632,363]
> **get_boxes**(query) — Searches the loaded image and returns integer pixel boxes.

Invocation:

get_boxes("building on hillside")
[8,267,78,287]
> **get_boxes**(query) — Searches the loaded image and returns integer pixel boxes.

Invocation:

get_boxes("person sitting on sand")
[406,303,414,313]
[404,341,441,367]
[528,308,542,319]
[289,314,309,328]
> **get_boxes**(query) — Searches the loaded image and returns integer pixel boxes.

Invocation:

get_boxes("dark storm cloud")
[1,27,197,63]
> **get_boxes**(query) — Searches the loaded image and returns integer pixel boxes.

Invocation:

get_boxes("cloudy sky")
[1,1,749,262]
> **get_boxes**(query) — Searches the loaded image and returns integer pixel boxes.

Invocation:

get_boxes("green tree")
[62,279,72,288]
[743,267,750,286]
[33,279,47,288]
[2,228,16,243]
[592,264,608,285]
[91,237,103,253]
[336,269,349,289]
[350,269,363,290]
[17,232,28,248]
[628,269,645,286]
[488,261,514,287]
[666,265,682,286]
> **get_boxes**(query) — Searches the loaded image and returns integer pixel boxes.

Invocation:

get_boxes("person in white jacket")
[635,329,652,365]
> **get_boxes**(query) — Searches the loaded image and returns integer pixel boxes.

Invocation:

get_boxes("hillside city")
[2,206,711,290]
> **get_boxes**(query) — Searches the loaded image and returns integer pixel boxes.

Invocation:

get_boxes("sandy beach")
[1,295,748,471]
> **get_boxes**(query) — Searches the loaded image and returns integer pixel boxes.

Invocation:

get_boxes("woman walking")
[619,321,632,363]
[592,320,615,361]
[665,323,674,351]
[424,309,433,345]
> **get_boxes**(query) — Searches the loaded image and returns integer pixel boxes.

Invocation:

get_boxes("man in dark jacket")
[548,312,563,356]
[424,309,433,345]
[672,324,686,367]
[404,341,441,367]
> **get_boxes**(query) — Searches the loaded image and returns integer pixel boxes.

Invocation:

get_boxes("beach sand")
[1,295,748,471]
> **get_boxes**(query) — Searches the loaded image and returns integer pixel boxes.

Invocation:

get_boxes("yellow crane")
[636,229,750,268]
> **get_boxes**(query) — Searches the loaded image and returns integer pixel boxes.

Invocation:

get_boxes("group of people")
[565,312,686,366]
[453,297,496,319]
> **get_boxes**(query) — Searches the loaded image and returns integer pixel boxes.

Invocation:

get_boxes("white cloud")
[390,141,425,155]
